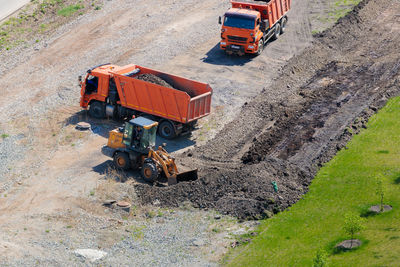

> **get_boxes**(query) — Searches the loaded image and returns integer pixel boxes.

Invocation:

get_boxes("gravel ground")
[0,0,367,265]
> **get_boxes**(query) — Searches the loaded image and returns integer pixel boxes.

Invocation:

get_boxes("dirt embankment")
[136,0,400,219]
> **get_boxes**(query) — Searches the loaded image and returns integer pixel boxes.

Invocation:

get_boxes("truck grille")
[227,36,247,43]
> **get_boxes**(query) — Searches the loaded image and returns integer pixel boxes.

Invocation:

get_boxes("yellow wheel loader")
[101,117,198,185]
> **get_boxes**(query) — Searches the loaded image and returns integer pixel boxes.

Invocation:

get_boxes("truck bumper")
[101,145,115,158]
[221,43,257,56]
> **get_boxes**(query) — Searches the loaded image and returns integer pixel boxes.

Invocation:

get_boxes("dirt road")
[1,0,396,265]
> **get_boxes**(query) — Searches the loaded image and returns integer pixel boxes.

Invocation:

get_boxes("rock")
[231,228,246,236]
[214,214,221,220]
[335,239,361,250]
[76,122,91,131]
[369,205,392,213]
[102,199,116,206]
[192,238,205,247]
[74,249,107,262]
[263,210,273,218]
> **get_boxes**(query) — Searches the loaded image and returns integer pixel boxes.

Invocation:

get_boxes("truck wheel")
[158,121,177,139]
[256,40,264,56]
[141,162,159,183]
[280,17,287,34]
[89,101,106,119]
[272,24,281,40]
[113,152,131,170]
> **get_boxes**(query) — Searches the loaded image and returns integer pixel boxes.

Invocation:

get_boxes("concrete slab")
[0,0,30,22]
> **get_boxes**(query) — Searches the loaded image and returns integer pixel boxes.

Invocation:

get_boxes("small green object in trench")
[271,181,278,192]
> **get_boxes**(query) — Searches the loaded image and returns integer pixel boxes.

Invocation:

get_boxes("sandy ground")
[0,0,390,265]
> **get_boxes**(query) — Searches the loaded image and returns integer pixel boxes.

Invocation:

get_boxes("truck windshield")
[224,16,255,29]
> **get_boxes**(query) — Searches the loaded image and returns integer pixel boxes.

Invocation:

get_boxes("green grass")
[313,0,362,34]
[57,4,84,17]
[225,97,400,266]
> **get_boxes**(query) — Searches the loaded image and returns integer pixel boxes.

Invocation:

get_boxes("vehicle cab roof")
[129,117,158,129]
[225,8,259,19]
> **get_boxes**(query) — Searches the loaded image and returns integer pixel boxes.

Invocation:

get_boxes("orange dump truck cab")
[219,0,291,55]
[79,63,212,139]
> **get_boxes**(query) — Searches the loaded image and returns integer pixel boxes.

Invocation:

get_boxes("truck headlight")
[248,45,255,49]
[220,42,226,46]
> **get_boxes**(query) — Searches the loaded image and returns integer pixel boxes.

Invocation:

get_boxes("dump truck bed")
[111,65,212,124]
[231,0,291,27]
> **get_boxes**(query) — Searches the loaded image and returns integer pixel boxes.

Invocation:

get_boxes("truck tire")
[141,162,159,183]
[158,120,177,139]
[113,152,131,170]
[272,24,281,40]
[89,101,106,119]
[280,17,287,34]
[256,40,264,56]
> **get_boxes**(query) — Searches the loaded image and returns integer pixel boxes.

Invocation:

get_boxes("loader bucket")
[168,169,198,186]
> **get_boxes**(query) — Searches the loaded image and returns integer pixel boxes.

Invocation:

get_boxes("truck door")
[84,74,99,95]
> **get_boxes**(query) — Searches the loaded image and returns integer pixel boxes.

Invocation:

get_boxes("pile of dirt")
[135,74,175,89]
[136,0,400,219]
[136,158,311,219]
[135,73,195,97]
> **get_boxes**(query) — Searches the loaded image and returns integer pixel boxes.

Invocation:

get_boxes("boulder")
[74,249,107,262]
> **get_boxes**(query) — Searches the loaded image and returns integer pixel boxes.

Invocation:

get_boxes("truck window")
[224,16,255,29]
[85,75,98,94]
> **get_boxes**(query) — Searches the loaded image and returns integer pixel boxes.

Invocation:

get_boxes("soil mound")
[135,74,174,88]
[136,158,310,219]
[135,73,195,97]
[136,0,400,219]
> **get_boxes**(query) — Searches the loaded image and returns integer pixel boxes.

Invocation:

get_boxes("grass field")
[225,97,400,266]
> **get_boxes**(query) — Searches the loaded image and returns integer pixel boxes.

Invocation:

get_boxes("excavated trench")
[135,0,400,219]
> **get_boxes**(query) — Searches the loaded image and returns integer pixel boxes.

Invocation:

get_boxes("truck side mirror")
[78,75,82,82]
[218,16,222,25]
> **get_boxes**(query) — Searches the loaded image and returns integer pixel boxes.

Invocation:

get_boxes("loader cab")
[123,117,158,152]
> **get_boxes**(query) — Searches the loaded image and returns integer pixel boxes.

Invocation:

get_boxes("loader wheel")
[89,101,106,119]
[114,152,130,170]
[158,121,177,139]
[256,40,264,56]
[272,24,281,40]
[280,17,287,34]
[141,162,159,183]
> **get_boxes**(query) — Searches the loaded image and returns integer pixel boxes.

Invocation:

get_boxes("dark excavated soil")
[135,74,175,88]
[135,0,400,219]
[135,73,195,97]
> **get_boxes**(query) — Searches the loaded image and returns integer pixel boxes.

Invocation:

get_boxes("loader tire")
[141,162,159,183]
[114,152,130,170]
[89,101,106,119]
[158,120,176,139]
[272,23,281,40]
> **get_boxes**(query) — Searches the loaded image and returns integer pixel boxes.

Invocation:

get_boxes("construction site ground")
[0,0,399,265]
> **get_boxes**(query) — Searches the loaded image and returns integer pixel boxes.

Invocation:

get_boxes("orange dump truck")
[79,63,212,139]
[219,0,291,55]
